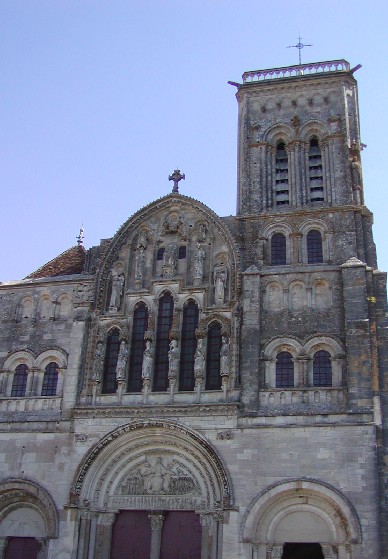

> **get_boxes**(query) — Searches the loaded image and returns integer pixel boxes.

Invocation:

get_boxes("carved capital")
[148,512,165,531]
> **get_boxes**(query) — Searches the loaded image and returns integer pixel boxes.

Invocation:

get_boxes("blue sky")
[1,0,387,280]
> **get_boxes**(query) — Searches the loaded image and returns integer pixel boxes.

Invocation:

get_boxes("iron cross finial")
[76,225,84,246]
[169,169,185,193]
[287,35,312,65]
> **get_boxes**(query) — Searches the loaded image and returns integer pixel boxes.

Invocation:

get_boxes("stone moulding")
[70,419,234,510]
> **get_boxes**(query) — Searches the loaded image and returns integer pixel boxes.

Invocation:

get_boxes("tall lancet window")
[102,328,120,394]
[206,321,222,390]
[179,300,199,391]
[309,137,324,201]
[313,350,332,387]
[275,141,289,206]
[307,230,323,263]
[11,364,29,397]
[271,233,287,265]
[153,293,174,391]
[128,303,148,392]
[41,362,59,396]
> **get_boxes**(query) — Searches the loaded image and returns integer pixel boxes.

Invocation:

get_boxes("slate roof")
[25,245,86,279]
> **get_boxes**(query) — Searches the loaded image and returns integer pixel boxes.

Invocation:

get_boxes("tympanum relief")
[109,454,206,510]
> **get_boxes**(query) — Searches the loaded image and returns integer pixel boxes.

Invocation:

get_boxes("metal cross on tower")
[169,169,185,193]
[287,35,312,65]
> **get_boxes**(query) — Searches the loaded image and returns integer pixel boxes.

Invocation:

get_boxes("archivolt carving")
[70,420,233,510]
[0,478,58,538]
[240,479,362,546]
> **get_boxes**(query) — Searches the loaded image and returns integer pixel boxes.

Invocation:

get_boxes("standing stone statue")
[109,271,125,310]
[214,264,228,305]
[194,338,205,380]
[142,340,153,380]
[220,336,230,377]
[163,243,178,278]
[116,340,128,380]
[92,341,104,382]
[194,243,205,280]
[135,247,146,281]
[168,339,180,380]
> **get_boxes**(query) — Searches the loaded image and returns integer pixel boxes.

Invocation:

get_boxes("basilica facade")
[0,59,387,559]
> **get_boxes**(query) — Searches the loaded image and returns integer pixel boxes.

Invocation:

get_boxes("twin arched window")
[275,142,289,206]
[273,137,324,206]
[10,362,59,397]
[270,229,323,266]
[275,350,332,388]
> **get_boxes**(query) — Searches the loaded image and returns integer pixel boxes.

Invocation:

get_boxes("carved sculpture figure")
[109,271,125,310]
[92,341,104,382]
[197,223,206,243]
[220,336,229,377]
[194,243,205,279]
[137,230,148,249]
[163,243,178,278]
[135,247,146,281]
[214,264,228,305]
[141,457,171,494]
[116,340,128,380]
[168,339,180,379]
[142,340,153,380]
[194,338,205,379]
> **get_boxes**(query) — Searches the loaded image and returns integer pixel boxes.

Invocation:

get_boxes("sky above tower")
[1,0,387,280]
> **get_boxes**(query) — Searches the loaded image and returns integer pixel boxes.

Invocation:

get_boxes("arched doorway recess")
[70,420,233,559]
[0,479,58,559]
[241,479,362,559]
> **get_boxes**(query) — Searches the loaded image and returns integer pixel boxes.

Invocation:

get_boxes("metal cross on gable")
[169,168,185,193]
[287,35,312,65]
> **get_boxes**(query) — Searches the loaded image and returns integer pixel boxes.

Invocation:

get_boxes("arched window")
[275,141,289,206]
[276,352,294,388]
[153,293,174,391]
[179,301,199,391]
[128,303,149,392]
[307,229,323,263]
[206,322,222,390]
[271,233,287,265]
[102,328,120,394]
[41,362,59,396]
[313,350,332,387]
[309,137,324,202]
[11,364,29,397]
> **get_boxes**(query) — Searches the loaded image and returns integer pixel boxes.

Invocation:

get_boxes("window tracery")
[179,301,199,391]
[128,304,148,392]
[41,362,59,396]
[11,364,29,397]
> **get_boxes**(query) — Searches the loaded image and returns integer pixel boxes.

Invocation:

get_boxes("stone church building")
[0,59,387,559]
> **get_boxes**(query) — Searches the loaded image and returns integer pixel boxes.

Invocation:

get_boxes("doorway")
[4,537,40,559]
[281,543,324,559]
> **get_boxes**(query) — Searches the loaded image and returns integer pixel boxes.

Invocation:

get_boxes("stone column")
[0,539,8,559]
[148,512,164,559]
[77,510,91,559]
[199,514,213,559]
[94,512,116,559]
[87,513,98,559]
[290,233,302,264]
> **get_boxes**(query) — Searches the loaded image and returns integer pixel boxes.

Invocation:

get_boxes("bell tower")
[233,60,364,215]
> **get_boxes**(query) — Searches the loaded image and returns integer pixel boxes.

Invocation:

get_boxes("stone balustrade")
[259,387,347,414]
[242,60,350,83]
[0,396,62,413]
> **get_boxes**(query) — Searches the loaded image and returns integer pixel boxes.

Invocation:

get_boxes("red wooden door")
[160,511,201,559]
[5,537,39,559]
[110,511,151,559]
